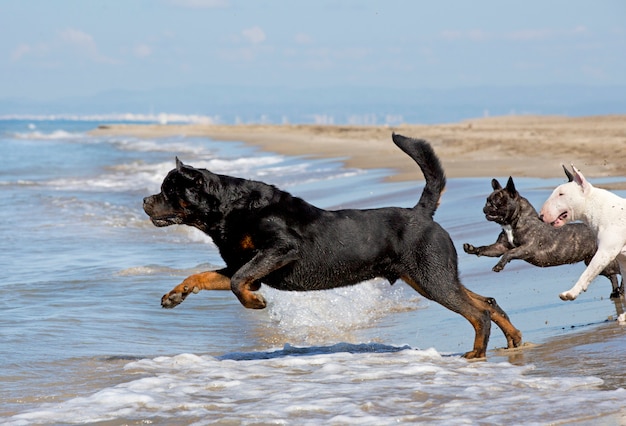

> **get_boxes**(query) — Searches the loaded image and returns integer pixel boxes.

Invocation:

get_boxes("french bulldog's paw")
[463,243,478,255]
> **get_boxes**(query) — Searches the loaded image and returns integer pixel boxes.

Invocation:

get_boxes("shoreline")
[92,114,626,186]
[90,115,626,393]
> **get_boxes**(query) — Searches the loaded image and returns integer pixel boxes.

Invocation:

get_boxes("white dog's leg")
[560,244,622,300]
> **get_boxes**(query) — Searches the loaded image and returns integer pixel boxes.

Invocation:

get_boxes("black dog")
[463,176,623,298]
[143,134,522,359]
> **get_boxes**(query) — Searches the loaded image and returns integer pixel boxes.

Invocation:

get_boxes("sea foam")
[6,348,624,426]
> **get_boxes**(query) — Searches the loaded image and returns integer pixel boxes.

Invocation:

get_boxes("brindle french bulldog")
[463,176,622,298]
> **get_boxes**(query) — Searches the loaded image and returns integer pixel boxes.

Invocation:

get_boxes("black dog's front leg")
[161,268,232,308]
[231,246,299,309]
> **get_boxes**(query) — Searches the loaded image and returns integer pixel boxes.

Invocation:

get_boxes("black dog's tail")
[392,133,446,217]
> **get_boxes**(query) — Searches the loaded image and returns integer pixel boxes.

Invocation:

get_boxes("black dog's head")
[482,176,520,225]
[143,158,221,228]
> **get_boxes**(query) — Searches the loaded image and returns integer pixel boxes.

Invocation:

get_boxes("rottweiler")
[143,134,522,359]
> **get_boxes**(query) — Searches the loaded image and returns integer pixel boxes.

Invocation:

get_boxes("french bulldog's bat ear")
[176,157,184,170]
[505,176,517,195]
[562,164,574,182]
[491,178,502,190]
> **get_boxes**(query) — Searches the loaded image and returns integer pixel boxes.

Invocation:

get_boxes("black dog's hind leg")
[402,275,492,359]
[464,289,522,349]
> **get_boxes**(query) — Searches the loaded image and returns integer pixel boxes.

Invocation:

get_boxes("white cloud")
[466,29,489,41]
[507,29,554,41]
[242,26,266,44]
[441,29,489,41]
[10,28,117,65]
[219,47,257,62]
[441,26,590,43]
[134,43,153,58]
[507,26,591,41]
[11,44,32,62]
[59,28,116,63]
[294,33,313,44]
[168,0,229,9]
[59,28,100,54]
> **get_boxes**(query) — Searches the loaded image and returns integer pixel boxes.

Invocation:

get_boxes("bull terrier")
[540,165,626,301]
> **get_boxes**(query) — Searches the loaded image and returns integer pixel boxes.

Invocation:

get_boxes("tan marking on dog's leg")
[402,276,489,359]
[232,279,266,309]
[180,271,232,291]
[465,289,522,349]
[161,271,231,309]
[460,313,490,360]
[401,276,430,299]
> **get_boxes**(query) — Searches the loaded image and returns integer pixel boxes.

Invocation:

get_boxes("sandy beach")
[93,114,626,187]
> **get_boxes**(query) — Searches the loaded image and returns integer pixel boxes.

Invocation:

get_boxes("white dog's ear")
[571,164,591,193]
[562,164,574,182]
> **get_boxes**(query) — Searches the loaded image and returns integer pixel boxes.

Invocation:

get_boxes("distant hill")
[2,85,625,125]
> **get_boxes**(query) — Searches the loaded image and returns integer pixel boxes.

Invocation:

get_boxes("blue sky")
[2,0,625,102]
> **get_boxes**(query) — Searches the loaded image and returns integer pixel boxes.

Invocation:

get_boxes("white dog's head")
[539,165,592,227]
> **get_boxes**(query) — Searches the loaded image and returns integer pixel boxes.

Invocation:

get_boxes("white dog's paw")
[559,291,578,301]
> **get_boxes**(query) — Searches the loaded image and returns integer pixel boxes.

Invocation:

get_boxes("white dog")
[539,165,626,300]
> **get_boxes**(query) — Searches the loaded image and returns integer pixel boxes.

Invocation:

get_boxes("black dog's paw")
[244,293,267,309]
[161,291,185,308]
[161,284,200,309]
[492,263,504,273]
[463,243,479,255]
[462,349,487,360]
[234,291,267,309]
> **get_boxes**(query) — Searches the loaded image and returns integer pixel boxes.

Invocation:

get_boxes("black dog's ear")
[491,179,502,190]
[562,164,574,182]
[505,176,517,196]
[175,157,205,186]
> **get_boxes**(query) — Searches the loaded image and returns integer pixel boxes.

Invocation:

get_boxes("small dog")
[143,134,522,359]
[463,176,622,298]
[540,165,626,300]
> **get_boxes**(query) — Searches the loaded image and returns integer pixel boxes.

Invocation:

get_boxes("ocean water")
[1,118,625,425]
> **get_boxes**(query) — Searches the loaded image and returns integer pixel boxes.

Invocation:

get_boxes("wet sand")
[93,115,626,394]
[93,114,626,187]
